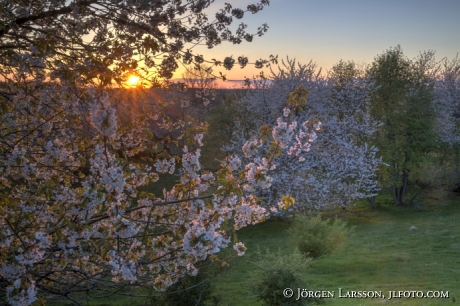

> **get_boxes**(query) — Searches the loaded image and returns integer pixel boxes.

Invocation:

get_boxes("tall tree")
[433,56,460,190]
[329,60,381,207]
[0,1,322,305]
[434,56,460,146]
[369,46,438,206]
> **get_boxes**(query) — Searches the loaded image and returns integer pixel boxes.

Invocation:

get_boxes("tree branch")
[0,0,98,39]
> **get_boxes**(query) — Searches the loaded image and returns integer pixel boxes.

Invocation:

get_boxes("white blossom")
[233,242,247,256]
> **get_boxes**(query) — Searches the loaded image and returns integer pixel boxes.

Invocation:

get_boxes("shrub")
[289,214,353,259]
[250,248,321,305]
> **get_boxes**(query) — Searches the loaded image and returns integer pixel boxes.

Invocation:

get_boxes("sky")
[175,0,460,83]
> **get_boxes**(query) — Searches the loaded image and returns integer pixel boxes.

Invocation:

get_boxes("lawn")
[211,189,460,305]
[83,189,460,306]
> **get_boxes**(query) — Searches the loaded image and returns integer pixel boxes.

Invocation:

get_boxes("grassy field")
[211,190,460,306]
[83,189,460,306]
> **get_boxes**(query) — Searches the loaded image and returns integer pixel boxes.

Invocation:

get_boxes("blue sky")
[177,0,460,81]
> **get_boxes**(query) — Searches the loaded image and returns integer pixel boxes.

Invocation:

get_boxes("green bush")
[289,214,353,259]
[249,248,321,306]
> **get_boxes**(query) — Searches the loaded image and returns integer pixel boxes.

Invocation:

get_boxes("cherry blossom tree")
[0,1,323,305]
[226,58,382,212]
[434,56,460,146]
[433,55,460,190]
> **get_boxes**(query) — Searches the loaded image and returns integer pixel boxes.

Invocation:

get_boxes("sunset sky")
[175,0,460,83]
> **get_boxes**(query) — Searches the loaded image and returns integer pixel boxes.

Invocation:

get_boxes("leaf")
[280,194,295,209]
[259,124,270,142]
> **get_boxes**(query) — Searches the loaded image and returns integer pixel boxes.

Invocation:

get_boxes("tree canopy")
[0,1,320,305]
[369,46,438,205]
[0,0,273,85]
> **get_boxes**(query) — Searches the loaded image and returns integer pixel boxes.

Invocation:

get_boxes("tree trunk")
[392,171,409,206]
[369,195,376,207]
[392,186,401,206]
[340,195,348,210]
[400,171,408,205]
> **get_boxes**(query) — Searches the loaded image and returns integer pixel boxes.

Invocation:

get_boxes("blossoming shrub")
[289,215,353,259]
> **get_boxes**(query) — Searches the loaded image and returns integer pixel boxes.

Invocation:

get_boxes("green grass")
[211,190,460,306]
[73,190,460,306]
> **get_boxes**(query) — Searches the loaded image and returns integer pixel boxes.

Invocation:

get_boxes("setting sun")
[127,75,140,87]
